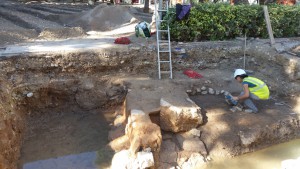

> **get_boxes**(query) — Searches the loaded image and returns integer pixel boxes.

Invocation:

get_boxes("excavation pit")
[0,37,300,169]
[1,1,299,168]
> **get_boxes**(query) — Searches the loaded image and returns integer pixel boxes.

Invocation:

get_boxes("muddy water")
[205,139,300,169]
[18,108,115,169]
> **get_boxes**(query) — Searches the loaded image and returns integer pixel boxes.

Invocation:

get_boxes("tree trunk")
[144,0,150,13]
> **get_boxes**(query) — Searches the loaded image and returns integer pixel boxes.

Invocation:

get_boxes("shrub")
[161,3,300,41]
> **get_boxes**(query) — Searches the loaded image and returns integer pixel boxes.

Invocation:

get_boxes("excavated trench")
[0,52,130,169]
[0,75,127,169]
[0,39,300,169]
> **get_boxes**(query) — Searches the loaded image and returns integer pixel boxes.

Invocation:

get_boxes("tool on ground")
[274,102,293,109]
[155,0,172,79]
[270,97,293,109]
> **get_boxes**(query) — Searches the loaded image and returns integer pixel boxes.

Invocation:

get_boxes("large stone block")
[111,150,155,169]
[159,140,178,164]
[125,109,162,161]
[160,98,203,132]
[176,132,207,156]
[133,151,155,169]
[111,150,131,169]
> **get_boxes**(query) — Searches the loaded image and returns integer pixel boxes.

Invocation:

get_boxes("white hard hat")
[234,69,246,78]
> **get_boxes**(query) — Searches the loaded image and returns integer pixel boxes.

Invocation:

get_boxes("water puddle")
[23,151,98,169]
[205,139,300,169]
[18,108,115,169]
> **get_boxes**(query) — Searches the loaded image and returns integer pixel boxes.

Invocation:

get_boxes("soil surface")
[191,95,297,157]
[18,106,115,169]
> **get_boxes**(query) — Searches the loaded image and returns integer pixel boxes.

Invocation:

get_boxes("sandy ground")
[0,0,154,46]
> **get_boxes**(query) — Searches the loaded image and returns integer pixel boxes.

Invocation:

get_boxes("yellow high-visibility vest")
[243,77,270,100]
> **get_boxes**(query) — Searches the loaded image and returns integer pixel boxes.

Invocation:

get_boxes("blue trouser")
[240,92,260,113]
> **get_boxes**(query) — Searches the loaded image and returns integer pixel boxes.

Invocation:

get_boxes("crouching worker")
[232,69,270,113]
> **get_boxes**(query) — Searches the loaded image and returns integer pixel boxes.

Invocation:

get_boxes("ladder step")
[157,30,168,32]
[158,40,169,43]
[155,3,172,79]
[157,9,168,12]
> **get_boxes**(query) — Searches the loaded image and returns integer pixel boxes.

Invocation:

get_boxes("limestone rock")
[176,131,194,141]
[114,115,126,127]
[188,128,201,137]
[126,109,162,157]
[215,90,220,95]
[160,98,203,133]
[181,153,205,169]
[176,133,207,155]
[205,80,212,84]
[186,89,192,94]
[109,135,130,152]
[196,88,201,93]
[88,0,95,5]
[224,91,230,96]
[134,151,155,169]
[239,130,260,147]
[26,92,33,97]
[158,163,174,169]
[208,88,214,95]
[201,86,206,91]
[177,151,194,167]
[182,139,207,155]
[111,150,131,169]
[159,140,178,163]
[201,91,208,95]
[111,150,155,169]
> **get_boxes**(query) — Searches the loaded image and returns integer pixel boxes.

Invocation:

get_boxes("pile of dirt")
[38,27,86,40]
[0,30,38,46]
[61,4,138,31]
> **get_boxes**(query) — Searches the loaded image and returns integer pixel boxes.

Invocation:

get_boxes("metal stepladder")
[155,0,172,79]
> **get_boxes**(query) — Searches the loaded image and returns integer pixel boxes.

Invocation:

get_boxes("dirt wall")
[0,77,25,169]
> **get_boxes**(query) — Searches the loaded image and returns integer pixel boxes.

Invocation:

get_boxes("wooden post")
[263,5,275,47]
